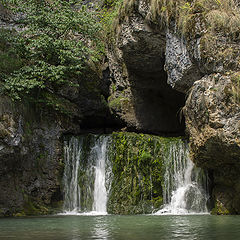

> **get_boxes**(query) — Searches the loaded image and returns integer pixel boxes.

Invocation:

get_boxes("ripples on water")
[0,215,240,240]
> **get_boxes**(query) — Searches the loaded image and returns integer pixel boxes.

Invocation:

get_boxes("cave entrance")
[121,30,186,136]
[128,67,186,136]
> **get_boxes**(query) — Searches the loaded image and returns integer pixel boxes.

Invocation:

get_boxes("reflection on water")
[0,215,240,240]
[91,217,110,240]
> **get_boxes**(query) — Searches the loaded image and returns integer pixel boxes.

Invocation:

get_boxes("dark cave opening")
[119,30,186,136]
[126,65,186,136]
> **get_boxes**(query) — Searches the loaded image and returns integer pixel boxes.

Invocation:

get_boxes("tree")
[0,0,103,100]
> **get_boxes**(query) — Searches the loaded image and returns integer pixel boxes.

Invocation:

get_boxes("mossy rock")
[107,132,181,214]
[108,94,129,111]
[211,200,230,215]
[14,212,26,217]
[23,195,50,216]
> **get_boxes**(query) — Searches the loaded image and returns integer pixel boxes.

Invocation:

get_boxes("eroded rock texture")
[107,1,185,135]
[0,96,80,216]
[185,74,240,213]
[108,0,240,214]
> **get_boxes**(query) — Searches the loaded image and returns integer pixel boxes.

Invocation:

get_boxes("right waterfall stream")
[155,140,209,215]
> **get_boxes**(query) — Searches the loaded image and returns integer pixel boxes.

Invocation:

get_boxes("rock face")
[107,1,186,135]
[0,96,79,216]
[185,74,240,214]
[1,0,240,215]
[108,0,240,214]
[165,30,202,93]
[0,64,116,216]
[0,69,114,216]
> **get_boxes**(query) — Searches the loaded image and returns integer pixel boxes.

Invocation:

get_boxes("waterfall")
[155,140,209,215]
[62,135,111,215]
[62,134,208,215]
[63,137,82,213]
[92,137,109,213]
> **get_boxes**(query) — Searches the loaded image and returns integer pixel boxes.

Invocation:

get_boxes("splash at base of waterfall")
[154,140,209,215]
[59,211,108,216]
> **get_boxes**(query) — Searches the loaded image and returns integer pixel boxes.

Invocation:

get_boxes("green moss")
[230,72,240,104]
[24,122,33,136]
[23,194,50,216]
[40,91,80,118]
[107,132,181,214]
[108,94,129,111]
[14,212,26,217]
[0,28,23,78]
[211,200,230,215]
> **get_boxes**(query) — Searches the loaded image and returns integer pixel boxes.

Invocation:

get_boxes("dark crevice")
[127,67,186,136]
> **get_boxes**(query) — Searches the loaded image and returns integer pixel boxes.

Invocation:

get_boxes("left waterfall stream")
[62,135,112,215]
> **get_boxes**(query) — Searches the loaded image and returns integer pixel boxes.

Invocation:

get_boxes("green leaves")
[1,0,103,100]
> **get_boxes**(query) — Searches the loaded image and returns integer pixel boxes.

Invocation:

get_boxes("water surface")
[0,215,240,240]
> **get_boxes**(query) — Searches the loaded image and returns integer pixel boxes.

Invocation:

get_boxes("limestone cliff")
[0,96,79,216]
[108,0,240,214]
[1,0,240,215]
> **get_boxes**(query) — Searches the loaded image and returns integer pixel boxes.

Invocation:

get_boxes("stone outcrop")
[184,74,240,214]
[108,0,240,214]
[107,1,186,135]
[0,96,79,216]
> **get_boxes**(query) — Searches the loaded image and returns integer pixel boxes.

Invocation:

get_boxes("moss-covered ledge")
[107,132,184,214]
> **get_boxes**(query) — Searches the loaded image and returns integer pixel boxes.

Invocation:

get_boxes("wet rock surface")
[184,74,240,213]
[0,96,80,216]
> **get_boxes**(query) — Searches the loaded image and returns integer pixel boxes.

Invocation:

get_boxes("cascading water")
[62,135,112,215]
[92,137,109,213]
[63,137,82,213]
[155,140,209,215]
[63,134,208,216]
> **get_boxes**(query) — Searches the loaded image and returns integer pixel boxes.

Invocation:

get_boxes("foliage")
[0,29,23,78]
[99,0,123,41]
[0,0,103,101]
[211,199,230,215]
[107,132,166,214]
[108,93,129,111]
[118,0,240,38]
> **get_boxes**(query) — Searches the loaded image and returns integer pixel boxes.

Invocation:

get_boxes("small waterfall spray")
[92,137,109,213]
[63,137,82,213]
[155,140,209,215]
[62,135,111,215]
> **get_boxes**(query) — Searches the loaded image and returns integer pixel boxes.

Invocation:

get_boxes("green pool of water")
[0,215,240,240]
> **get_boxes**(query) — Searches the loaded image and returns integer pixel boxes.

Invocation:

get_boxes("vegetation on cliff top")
[118,0,240,37]
[0,0,104,105]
